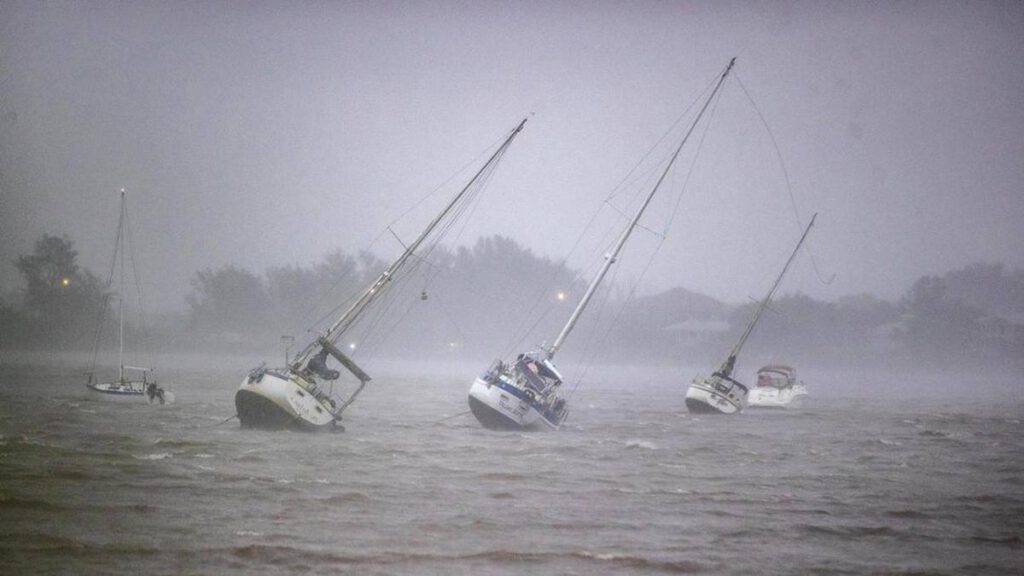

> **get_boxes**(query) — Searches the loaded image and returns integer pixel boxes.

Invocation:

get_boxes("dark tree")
[186,265,271,338]
[898,275,985,362]
[13,234,107,345]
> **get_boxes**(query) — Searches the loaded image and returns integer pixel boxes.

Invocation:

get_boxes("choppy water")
[1,356,1022,575]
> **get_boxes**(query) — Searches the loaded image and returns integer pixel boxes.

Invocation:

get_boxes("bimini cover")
[516,355,562,393]
[757,365,795,378]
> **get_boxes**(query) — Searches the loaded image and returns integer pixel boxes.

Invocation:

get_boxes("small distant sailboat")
[685,214,816,414]
[235,118,528,431]
[468,58,738,431]
[746,364,807,408]
[85,190,166,404]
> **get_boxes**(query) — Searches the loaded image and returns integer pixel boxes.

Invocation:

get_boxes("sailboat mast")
[548,58,736,358]
[118,190,126,383]
[293,118,528,367]
[720,213,816,375]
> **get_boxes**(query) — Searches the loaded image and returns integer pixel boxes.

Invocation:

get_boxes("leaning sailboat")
[684,214,816,414]
[235,118,527,431]
[85,190,166,404]
[468,58,737,430]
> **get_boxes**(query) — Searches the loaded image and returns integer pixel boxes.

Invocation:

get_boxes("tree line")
[4,233,1023,370]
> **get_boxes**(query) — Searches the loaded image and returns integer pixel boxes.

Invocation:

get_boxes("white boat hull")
[747,384,807,409]
[468,375,573,431]
[235,369,340,431]
[86,381,168,404]
[685,374,747,415]
[468,376,543,430]
[86,382,145,401]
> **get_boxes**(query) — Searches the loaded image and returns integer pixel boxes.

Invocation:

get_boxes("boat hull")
[685,374,747,415]
[747,384,807,409]
[86,380,169,403]
[468,376,540,430]
[235,370,339,432]
[469,375,570,430]
[86,381,146,401]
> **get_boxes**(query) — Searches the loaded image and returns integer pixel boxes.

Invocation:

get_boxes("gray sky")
[2,1,1022,312]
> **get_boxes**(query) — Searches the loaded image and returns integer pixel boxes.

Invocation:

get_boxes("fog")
[3,8,1024,570]
[3,1,1022,314]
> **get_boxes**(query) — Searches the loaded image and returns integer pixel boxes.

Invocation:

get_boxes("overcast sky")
[2,1,1022,312]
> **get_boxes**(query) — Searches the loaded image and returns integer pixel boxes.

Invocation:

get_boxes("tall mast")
[118,190,126,383]
[719,213,816,377]
[548,58,736,358]
[293,118,528,367]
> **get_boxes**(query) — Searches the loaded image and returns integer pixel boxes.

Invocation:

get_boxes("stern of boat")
[685,373,747,415]
[469,370,547,430]
[235,368,338,431]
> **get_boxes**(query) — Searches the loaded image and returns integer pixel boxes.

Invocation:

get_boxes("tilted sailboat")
[235,118,527,431]
[86,190,166,404]
[468,58,737,431]
[685,214,816,414]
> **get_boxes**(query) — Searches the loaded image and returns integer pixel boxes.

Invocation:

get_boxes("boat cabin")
[514,354,563,395]
[755,365,797,389]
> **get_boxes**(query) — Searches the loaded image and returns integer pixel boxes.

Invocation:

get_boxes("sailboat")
[684,214,816,414]
[235,118,527,431]
[468,58,737,431]
[85,190,166,404]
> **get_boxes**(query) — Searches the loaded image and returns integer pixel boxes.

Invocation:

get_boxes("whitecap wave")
[134,452,172,460]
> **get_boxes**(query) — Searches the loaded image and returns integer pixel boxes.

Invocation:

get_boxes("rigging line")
[567,245,629,398]
[498,125,677,358]
[364,292,422,364]
[348,244,437,359]
[501,248,605,359]
[345,264,417,354]
[603,73,720,205]
[383,161,496,311]
[415,169,489,280]
[498,134,673,359]
[299,124,514,335]
[500,213,632,360]
[429,151,505,251]
[355,271,425,365]
[661,73,728,236]
[428,288,470,346]
[304,273,360,337]
[123,201,154,371]
[89,204,124,376]
[431,162,499,261]
[733,72,835,286]
[510,202,640,355]
[435,410,472,423]
[332,126,524,349]
[387,226,410,252]
[299,259,360,334]
[371,126,512,249]
[570,238,668,399]
[606,202,666,239]
[565,240,654,390]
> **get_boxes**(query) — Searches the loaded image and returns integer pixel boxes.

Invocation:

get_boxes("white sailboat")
[468,58,737,431]
[746,364,808,408]
[85,190,166,404]
[235,118,527,431]
[685,214,816,414]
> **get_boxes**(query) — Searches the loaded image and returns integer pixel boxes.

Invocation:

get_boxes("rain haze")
[2,3,1024,575]
[2,1,1022,312]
